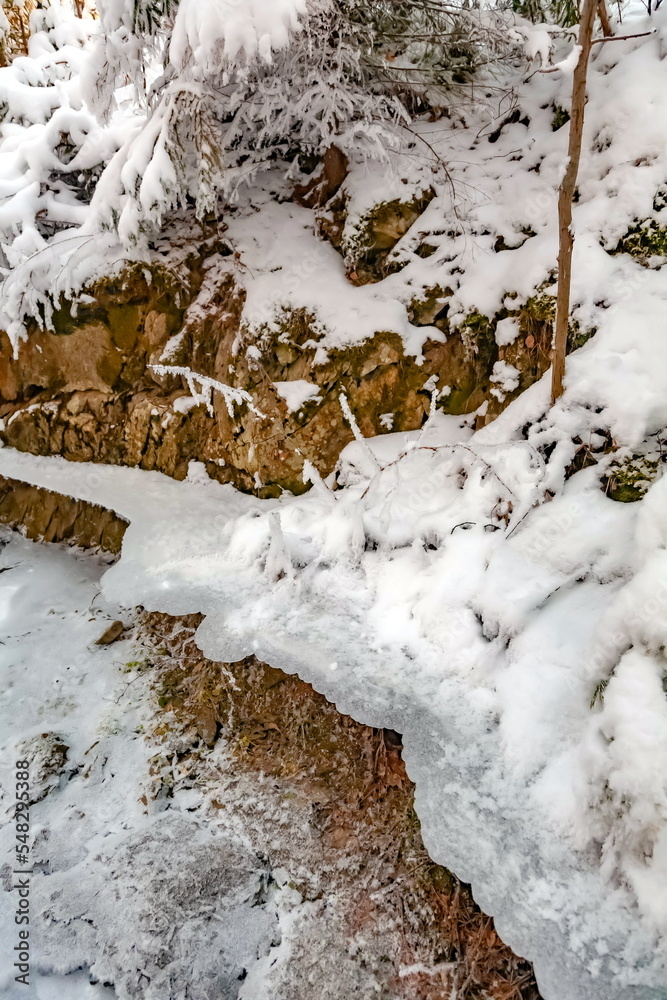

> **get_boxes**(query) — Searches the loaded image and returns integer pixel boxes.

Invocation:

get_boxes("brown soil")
[144,610,542,1000]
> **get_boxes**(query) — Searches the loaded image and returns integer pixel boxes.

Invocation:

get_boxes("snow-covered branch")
[150,364,265,419]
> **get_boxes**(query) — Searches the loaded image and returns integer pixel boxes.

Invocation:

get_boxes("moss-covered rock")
[0,239,590,494]
[342,192,435,282]
[408,286,451,328]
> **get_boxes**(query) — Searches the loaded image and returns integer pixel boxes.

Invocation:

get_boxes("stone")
[95,620,125,645]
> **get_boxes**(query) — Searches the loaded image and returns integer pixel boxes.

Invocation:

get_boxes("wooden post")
[551,0,598,403]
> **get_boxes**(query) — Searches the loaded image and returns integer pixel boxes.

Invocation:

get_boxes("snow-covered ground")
[1,2,667,998]
[2,530,479,1000]
[0,392,665,1000]
[0,533,311,999]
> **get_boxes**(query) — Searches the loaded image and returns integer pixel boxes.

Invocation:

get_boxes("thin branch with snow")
[150,364,265,418]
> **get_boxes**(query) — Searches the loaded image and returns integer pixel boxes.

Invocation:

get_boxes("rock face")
[0,475,127,551]
[0,245,554,499]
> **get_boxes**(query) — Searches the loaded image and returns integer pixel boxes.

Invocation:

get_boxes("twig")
[339,392,380,470]
[400,123,458,215]
[591,28,655,43]
[540,28,653,73]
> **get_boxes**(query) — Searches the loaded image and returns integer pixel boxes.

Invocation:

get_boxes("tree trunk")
[597,0,612,38]
[551,0,598,403]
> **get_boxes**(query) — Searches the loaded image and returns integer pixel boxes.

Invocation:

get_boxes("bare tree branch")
[591,29,655,43]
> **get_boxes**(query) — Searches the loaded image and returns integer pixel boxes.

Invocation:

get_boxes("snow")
[0,400,665,999]
[172,395,198,414]
[169,0,308,70]
[1,4,667,998]
[495,316,521,347]
[0,533,347,998]
[150,364,265,418]
[272,379,321,412]
[0,529,473,1000]
[216,196,442,358]
[490,359,521,398]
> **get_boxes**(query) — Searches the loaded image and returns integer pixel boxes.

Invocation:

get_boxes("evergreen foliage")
[85,0,519,243]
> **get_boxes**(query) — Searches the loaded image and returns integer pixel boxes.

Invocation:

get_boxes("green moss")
[523,291,555,324]
[50,260,186,342]
[123,658,150,674]
[604,454,663,502]
[614,219,667,263]
[342,191,435,279]
[429,310,498,416]
[437,383,484,415]
[94,261,187,307]
[522,290,593,352]
[255,308,323,363]
[460,309,494,341]
[552,106,570,131]
[96,351,124,387]
[567,324,596,352]
[459,310,499,366]
[107,304,143,350]
[51,299,106,336]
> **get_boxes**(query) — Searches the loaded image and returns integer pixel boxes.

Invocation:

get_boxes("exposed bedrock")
[0,248,554,498]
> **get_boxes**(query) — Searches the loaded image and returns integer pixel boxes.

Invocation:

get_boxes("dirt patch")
[143,610,542,1000]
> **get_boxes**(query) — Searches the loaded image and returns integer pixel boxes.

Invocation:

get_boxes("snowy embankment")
[0,384,665,1000]
[0,532,399,1000]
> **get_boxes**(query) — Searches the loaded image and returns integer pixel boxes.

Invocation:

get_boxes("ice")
[1,409,665,999]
